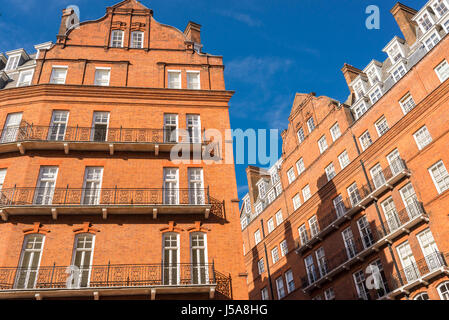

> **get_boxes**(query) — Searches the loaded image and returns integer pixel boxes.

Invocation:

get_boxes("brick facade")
[241,1,449,301]
[0,0,248,300]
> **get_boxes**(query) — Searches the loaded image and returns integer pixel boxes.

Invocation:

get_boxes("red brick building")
[241,1,449,300]
[0,0,248,300]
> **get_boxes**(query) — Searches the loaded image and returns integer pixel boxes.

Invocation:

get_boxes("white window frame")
[0,168,6,191]
[438,281,449,300]
[308,216,320,238]
[297,128,305,144]
[162,232,181,285]
[435,60,449,83]
[16,69,34,87]
[90,111,110,141]
[287,167,296,184]
[257,258,265,275]
[261,287,269,300]
[413,126,432,150]
[34,166,58,205]
[267,217,275,233]
[94,67,111,86]
[292,194,301,211]
[70,233,96,288]
[298,224,309,246]
[429,160,449,194]
[307,117,315,133]
[271,246,280,264]
[318,135,328,154]
[391,63,407,82]
[276,277,286,299]
[280,240,288,257]
[302,185,311,202]
[254,229,261,245]
[375,116,389,137]
[131,31,144,49]
[330,122,341,141]
[399,93,416,114]
[110,30,124,48]
[338,150,350,170]
[359,131,372,151]
[15,234,45,289]
[187,70,201,90]
[49,66,68,84]
[285,269,295,294]
[275,210,283,225]
[5,54,20,71]
[423,30,441,51]
[82,167,104,205]
[296,158,305,175]
[167,70,182,89]
[325,163,336,181]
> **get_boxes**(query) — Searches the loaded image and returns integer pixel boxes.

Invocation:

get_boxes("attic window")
[17,70,34,87]
[418,13,434,33]
[131,31,144,48]
[388,44,403,63]
[432,0,448,18]
[353,81,365,100]
[367,68,380,85]
[110,30,124,48]
[5,55,20,71]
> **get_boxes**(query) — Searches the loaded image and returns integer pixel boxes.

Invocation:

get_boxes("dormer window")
[424,31,441,51]
[110,30,124,48]
[367,68,380,85]
[244,196,251,214]
[258,182,266,199]
[307,117,315,133]
[432,0,448,18]
[444,19,449,32]
[369,86,382,104]
[392,63,407,82]
[5,55,20,71]
[352,81,366,100]
[418,13,434,33]
[16,69,34,87]
[388,44,403,63]
[131,31,144,48]
[353,100,370,120]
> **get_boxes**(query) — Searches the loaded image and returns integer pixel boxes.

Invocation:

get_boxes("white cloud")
[215,9,263,27]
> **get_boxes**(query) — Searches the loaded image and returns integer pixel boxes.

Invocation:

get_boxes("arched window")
[162,233,179,285]
[15,234,45,289]
[414,292,429,300]
[190,232,208,284]
[71,233,95,288]
[438,281,449,300]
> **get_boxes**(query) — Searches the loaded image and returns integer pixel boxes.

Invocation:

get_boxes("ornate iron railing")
[0,124,207,145]
[296,158,409,253]
[389,252,448,291]
[300,201,427,290]
[0,263,232,298]
[0,187,211,207]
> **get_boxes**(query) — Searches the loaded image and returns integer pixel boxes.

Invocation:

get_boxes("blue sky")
[0,0,426,199]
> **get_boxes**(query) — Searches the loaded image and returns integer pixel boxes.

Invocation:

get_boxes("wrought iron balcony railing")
[0,263,232,299]
[0,187,211,207]
[0,124,208,145]
[300,201,429,293]
[296,158,410,254]
[389,252,448,294]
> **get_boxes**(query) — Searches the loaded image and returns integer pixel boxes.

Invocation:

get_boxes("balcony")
[299,201,428,294]
[387,252,449,299]
[0,187,225,221]
[0,263,232,300]
[296,158,410,255]
[0,124,210,155]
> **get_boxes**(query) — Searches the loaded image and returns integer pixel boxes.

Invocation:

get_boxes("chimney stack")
[341,63,364,92]
[391,2,418,47]
[184,21,202,50]
[57,8,76,43]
